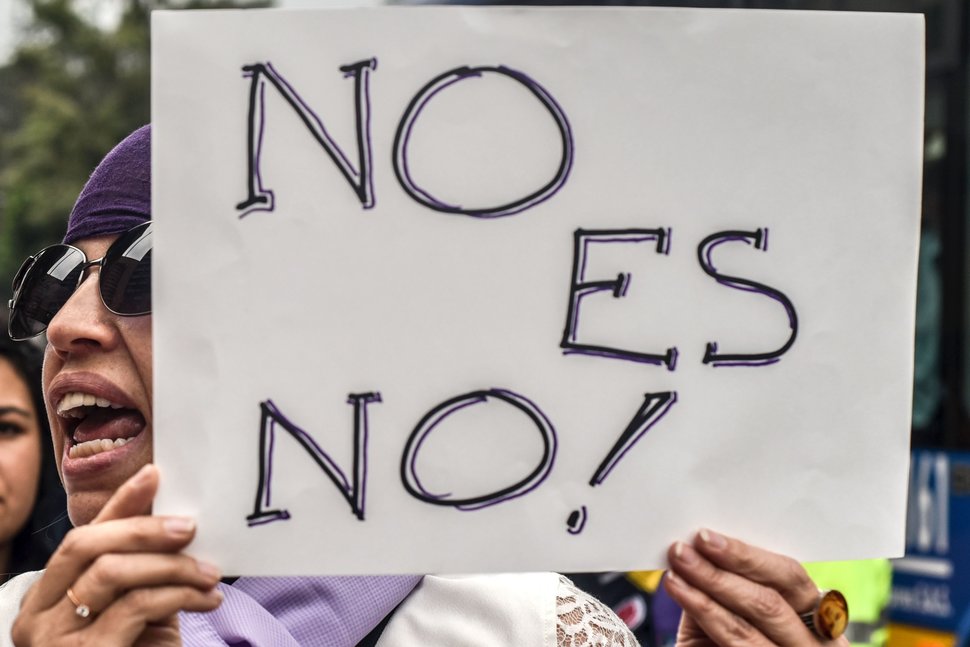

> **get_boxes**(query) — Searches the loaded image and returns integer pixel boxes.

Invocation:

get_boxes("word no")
[236,59,571,218]
[247,389,675,528]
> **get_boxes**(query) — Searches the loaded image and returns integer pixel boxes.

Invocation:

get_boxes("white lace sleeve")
[556,575,640,647]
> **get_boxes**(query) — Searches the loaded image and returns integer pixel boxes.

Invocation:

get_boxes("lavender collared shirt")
[179,575,422,647]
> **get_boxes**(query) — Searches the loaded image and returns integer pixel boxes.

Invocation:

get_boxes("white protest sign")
[152,7,924,575]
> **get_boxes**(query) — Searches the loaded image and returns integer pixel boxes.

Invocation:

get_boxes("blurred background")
[0,0,965,645]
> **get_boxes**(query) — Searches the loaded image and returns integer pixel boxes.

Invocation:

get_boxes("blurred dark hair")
[0,334,70,579]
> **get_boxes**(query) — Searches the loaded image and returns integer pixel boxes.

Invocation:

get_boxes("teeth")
[56,391,126,417]
[57,391,138,458]
[68,437,132,459]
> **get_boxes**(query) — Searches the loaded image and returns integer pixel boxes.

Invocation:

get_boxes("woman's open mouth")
[57,391,146,459]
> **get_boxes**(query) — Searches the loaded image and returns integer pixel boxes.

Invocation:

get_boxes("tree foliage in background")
[0,0,268,303]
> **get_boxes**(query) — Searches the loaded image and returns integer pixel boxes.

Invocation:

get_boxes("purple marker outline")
[561,228,678,370]
[236,59,376,217]
[392,65,574,218]
[697,228,798,367]
[400,388,558,511]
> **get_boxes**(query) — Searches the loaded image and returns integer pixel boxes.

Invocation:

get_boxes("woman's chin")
[66,491,113,527]
[64,452,153,526]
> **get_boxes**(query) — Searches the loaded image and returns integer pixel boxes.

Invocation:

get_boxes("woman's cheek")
[0,433,42,544]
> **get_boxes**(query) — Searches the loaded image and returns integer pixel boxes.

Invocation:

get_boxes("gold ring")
[66,587,92,619]
[799,589,848,640]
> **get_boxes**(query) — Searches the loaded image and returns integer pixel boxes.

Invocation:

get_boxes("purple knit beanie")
[64,124,151,244]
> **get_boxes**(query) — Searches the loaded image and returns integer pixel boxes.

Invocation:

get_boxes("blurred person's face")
[0,357,43,554]
[43,234,153,527]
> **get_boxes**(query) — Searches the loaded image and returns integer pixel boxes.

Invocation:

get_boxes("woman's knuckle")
[694,594,717,616]
[724,612,756,643]
[130,521,155,545]
[90,554,122,587]
[707,565,731,591]
[157,560,186,584]
[735,547,767,575]
[732,547,755,570]
[784,559,813,590]
[58,530,85,560]
[751,587,786,618]
[129,587,155,612]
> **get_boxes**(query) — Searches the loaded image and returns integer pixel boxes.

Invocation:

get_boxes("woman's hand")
[663,530,850,647]
[11,465,223,647]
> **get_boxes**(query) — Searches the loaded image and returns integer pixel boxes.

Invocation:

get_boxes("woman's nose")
[45,271,120,358]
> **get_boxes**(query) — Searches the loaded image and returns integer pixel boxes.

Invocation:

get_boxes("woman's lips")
[48,372,149,480]
[60,424,148,480]
[48,373,141,420]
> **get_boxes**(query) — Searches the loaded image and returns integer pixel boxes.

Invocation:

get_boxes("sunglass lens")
[8,246,86,340]
[99,222,152,316]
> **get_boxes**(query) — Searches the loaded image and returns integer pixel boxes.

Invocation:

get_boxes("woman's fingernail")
[207,588,224,602]
[674,541,698,564]
[197,560,221,580]
[700,528,727,548]
[164,517,196,536]
[666,570,689,589]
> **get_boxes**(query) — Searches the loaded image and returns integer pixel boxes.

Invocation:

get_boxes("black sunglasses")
[7,222,152,341]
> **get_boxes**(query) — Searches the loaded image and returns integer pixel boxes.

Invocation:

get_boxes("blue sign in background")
[890,450,970,633]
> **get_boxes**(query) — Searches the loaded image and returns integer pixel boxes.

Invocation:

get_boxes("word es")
[563,227,798,370]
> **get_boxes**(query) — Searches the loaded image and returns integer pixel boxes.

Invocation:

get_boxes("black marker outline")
[566,505,588,535]
[237,59,377,217]
[697,228,798,366]
[561,228,678,370]
[392,65,574,218]
[589,391,678,486]
[400,389,558,510]
[247,394,380,526]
